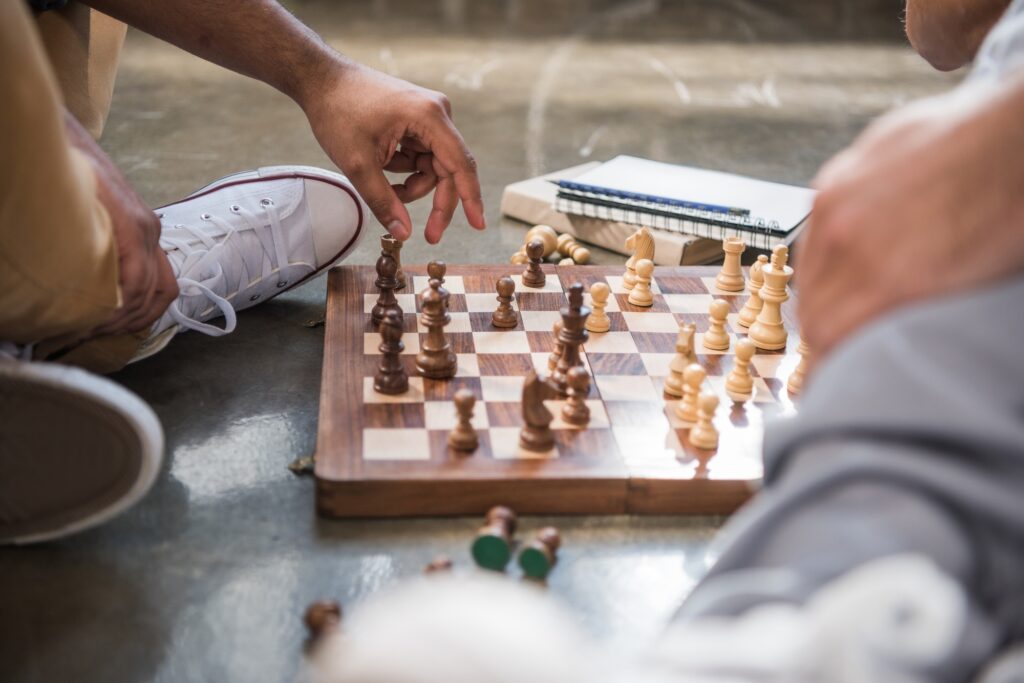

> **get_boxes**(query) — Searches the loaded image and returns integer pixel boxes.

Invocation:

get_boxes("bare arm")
[905,0,1010,70]
[82,0,485,243]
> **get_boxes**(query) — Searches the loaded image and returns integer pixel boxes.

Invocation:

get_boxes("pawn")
[703,299,731,351]
[585,282,611,333]
[448,388,479,452]
[518,527,561,580]
[561,366,590,426]
[303,600,342,642]
[547,319,564,372]
[471,506,517,571]
[491,276,519,328]
[787,337,811,395]
[689,392,720,450]
[715,236,746,292]
[674,363,706,423]
[627,259,655,307]
[726,338,756,401]
[663,323,696,398]
[522,239,546,288]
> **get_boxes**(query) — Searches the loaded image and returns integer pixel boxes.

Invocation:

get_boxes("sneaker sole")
[0,361,163,544]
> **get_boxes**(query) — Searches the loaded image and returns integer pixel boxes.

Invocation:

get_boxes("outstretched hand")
[302,61,485,244]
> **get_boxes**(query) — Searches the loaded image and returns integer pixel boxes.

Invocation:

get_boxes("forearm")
[81,0,344,107]
[905,0,1010,70]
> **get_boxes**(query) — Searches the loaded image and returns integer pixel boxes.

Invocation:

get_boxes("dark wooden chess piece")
[427,259,446,288]
[374,309,408,394]
[303,600,342,642]
[447,388,479,452]
[416,283,457,378]
[471,506,517,571]
[551,283,590,394]
[561,366,590,426]
[518,527,561,580]
[519,370,557,452]
[381,233,405,289]
[371,247,403,326]
[491,276,518,328]
[522,239,546,288]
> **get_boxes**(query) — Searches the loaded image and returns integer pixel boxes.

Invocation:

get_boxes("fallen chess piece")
[471,506,517,571]
[556,233,591,264]
[518,527,561,580]
[525,224,558,258]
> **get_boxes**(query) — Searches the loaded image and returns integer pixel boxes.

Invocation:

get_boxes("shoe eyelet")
[230,205,241,213]
[156,212,165,219]
[260,198,274,207]
[250,294,261,302]
[200,213,212,220]
[276,281,288,288]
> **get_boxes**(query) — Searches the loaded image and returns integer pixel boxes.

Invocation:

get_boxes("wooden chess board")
[314,264,800,518]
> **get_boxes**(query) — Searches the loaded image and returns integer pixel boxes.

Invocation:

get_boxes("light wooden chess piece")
[373,309,408,395]
[519,370,557,452]
[787,337,811,395]
[558,257,574,266]
[510,249,528,265]
[448,388,479,452]
[380,233,405,289]
[525,224,558,258]
[748,245,793,351]
[703,299,731,351]
[623,226,654,290]
[561,366,590,426]
[627,259,655,307]
[556,233,591,264]
[737,254,769,328]
[522,239,546,288]
[674,363,706,423]
[663,323,697,398]
[726,337,756,401]
[427,260,446,288]
[491,276,519,328]
[689,392,720,450]
[715,236,746,292]
[586,282,611,333]
[548,319,564,372]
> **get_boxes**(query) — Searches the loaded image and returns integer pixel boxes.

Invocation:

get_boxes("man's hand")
[64,112,178,337]
[300,61,485,244]
[796,78,1024,363]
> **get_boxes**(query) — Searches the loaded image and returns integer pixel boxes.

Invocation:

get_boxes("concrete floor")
[1,1,961,681]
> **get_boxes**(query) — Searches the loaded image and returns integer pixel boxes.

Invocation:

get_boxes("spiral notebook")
[553,155,815,250]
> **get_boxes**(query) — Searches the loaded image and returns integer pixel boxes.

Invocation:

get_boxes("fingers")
[424,173,457,245]
[429,118,486,231]
[392,152,439,204]
[344,153,414,240]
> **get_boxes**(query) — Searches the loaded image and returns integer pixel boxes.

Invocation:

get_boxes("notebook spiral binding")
[554,188,783,251]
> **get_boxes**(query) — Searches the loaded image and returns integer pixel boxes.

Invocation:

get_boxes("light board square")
[363,428,430,461]
[417,311,472,333]
[640,353,675,377]
[621,312,680,333]
[412,275,465,294]
[489,427,557,459]
[454,353,481,377]
[663,293,715,314]
[464,292,518,313]
[363,376,425,403]
[481,376,526,402]
[605,275,661,295]
[594,375,661,402]
[583,331,638,354]
[473,331,531,354]
[424,400,490,430]
[363,293,417,314]
[520,310,562,332]
[364,332,420,355]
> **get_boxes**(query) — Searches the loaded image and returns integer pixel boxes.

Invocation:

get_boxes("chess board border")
[315,264,797,518]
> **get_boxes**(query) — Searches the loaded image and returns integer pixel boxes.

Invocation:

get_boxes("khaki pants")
[0,1,145,373]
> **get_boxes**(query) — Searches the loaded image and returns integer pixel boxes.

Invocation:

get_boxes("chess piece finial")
[689,392,720,450]
[381,233,405,289]
[787,337,811,395]
[303,600,342,642]
[770,244,789,270]
[749,245,794,351]
[726,337,756,400]
[561,366,591,426]
[518,527,561,580]
[674,363,706,423]
[522,239,546,288]
[448,388,479,452]
[525,224,558,258]
[716,236,746,292]
[373,309,409,394]
[427,260,447,286]
[627,258,655,307]
[703,299,731,351]
[491,276,518,328]
[737,254,769,328]
[585,282,611,333]
[471,506,518,571]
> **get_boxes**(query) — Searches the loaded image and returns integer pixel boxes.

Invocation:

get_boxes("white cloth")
[968,0,1024,83]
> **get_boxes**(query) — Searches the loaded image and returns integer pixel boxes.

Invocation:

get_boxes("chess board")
[314,264,800,517]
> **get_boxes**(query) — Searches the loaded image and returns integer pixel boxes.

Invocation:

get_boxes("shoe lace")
[159,199,290,336]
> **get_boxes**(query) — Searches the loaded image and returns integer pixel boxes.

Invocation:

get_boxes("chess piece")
[522,239,546,288]
[304,600,342,642]
[703,299,731,351]
[547,319,564,372]
[689,392,720,450]
[371,247,403,326]
[491,276,519,328]
[374,310,409,394]
[788,337,811,395]
[424,555,454,574]
[715,236,746,292]
[748,245,793,351]
[561,366,590,426]
[585,282,611,333]
[558,257,574,266]
[448,389,479,452]
[737,254,769,328]
[525,224,558,258]
[552,283,590,394]
[726,338,756,400]
[674,363,706,423]
[381,233,405,289]
[471,506,517,571]
[519,370,557,452]
[556,233,592,264]
[518,527,561,580]
[416,283,457,378]
[627,259,655,307]
[510,249,529,265]
[623,227,655,290]
[663,323,697,397]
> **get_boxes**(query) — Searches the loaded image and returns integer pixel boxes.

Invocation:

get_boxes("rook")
[380,233,405,289]
[715,236,746,292]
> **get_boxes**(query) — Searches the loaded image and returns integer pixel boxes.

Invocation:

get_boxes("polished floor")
[0,2,960,681]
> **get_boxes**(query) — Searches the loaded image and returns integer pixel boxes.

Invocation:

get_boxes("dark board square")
[486,402,523,428]
[632,332,679,353]
[423,376,483,401]
[363,403,426,429]
[477,354,535,376]
[517,292,567,311]
[587,353,647,376]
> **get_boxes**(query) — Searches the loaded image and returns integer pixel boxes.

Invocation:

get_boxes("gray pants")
[676,278,1024,682]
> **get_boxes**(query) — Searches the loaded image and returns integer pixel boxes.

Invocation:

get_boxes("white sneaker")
[135,165,367,361]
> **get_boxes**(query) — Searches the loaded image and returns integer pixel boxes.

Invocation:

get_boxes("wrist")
[288,47,355,113]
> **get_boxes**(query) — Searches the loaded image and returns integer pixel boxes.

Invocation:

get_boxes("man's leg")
[675,278,1024,680]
